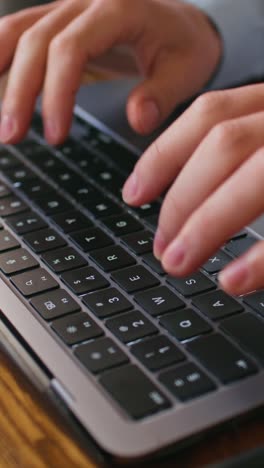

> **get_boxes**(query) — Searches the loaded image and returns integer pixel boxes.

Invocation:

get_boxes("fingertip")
[218,260,249,296]
[153,228,167,260]
[127,95,160,134]
[0,113,28,144]
[122,172,141,206]
[43,110,72,146]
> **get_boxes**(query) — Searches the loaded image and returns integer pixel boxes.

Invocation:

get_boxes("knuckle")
[50,33,78,58]
[0,15,18,35]
[209,119,245,151]
[18,28,38,49]
[192,91,230,117]
[96,0,131,17]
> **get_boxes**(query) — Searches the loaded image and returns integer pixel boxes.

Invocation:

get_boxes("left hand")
[122,83,264,296]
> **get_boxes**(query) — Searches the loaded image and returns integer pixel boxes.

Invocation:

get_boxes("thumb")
[126,53,210,135]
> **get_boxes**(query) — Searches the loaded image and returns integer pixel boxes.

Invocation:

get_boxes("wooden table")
[0,75,264,467]
[0,341,264,468]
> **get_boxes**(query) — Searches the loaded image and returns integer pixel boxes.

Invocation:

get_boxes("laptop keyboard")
[0,111,263,421]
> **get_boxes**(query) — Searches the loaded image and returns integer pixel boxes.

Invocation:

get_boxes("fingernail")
[0,114,17,143]
[219,260,249,290]
[154,228,167,260]
[44,118,59,143]
[163,239,186,271]
[122,172,139,204]
[140,100,160,132]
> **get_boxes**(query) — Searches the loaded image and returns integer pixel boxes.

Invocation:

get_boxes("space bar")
[220,313,264,363]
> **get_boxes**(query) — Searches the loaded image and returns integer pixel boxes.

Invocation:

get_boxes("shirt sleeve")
[185,0,264,89]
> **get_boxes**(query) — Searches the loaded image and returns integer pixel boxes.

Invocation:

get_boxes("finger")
[219,240,264,296]
[122,84,264,205]
[0,0,83,144]
[126,0,221,135]
[0,1,61,73]
[154,111,264,258]
[126,51,209,135]
[161,147,264,277]
[42,0,146,144]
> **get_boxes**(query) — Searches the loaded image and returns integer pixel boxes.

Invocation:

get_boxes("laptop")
[1,2,264,465]
[0,78,263,464]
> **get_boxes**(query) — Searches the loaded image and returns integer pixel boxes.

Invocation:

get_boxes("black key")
[86,133,136,173]
[61,266,109,295]
[187,333,257,383]
[106,310,157,343]
[7,212,47,234]
[51,170,82,189]
[77,157,107,177]
[75,337,128,374]
[34,195,72,216]
[5,166,35,184]
[36,156,65,174]
[0,248,38,275]
[52,312,103,345]
[142,253,166,275]
[84,197,122,219]
[132,202,160,219]
[0,196,28,217]
[131,336,184,371]
[225,236,258,257]
[70,227,113,252]
[145,214,159,230]
[24,228,66,253]
[99,364,170,420]
[57,139,86,160]
[112,265,159,293]
[0,230,20,252]
[51,210,92,234]
[192,290,243,321]
[135,286,184,317]
[16,139,44,157]
[159,362,216,401]
[121,230,153,255]
[60,140,99,169]
[102,214,142,237]
[202,250,232,274]
[89,245,136,272]
[19,179,54,199]
[167,272,215,297]
[11,268,58,297]
[66,182,96,203]
[220,313,264,363]
[0,151,20,169]
[0,182,11,199]
[42,247,87,273]
[94,169,125,195]
[243,291,264,316]
[160,309,212,341]
[83,288,132,318]
[229,229,248,240]
[31,289,80,320]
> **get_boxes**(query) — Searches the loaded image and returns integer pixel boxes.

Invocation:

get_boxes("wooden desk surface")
[0,75,264,467]
[0,343,264,468]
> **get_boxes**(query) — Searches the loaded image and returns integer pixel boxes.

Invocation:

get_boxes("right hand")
[0,0,222,145]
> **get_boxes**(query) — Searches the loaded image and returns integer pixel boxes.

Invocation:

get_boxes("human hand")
[0,0,221,144]
[122,84,264,296]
